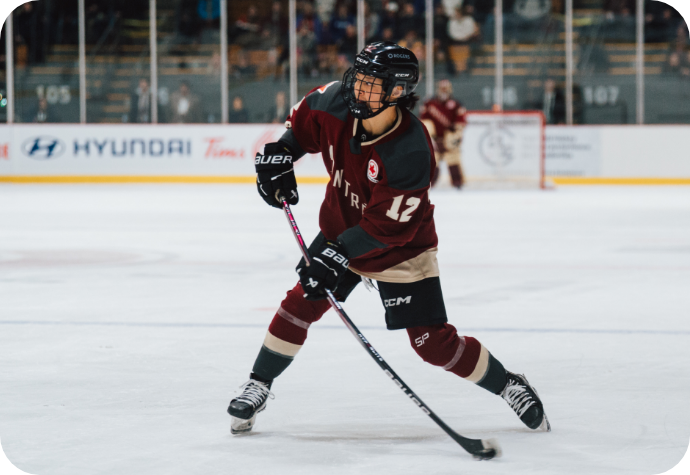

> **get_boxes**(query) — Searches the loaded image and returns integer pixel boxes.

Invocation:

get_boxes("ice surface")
[1,184,689,475]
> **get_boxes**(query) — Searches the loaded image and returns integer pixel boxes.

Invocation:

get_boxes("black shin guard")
[251,345,294,382]
[476,353,508,395]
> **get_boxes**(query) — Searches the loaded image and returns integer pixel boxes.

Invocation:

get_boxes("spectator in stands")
[232,49,257,80]
[85,3,109,45]
[603,0,635,41]
[645,4,682,43]
[513,0,552,20]
[364,2,380,42]
[448,5,480,45]
[441,0,462,18]
[379,2,400,41]
[169,82,203,123]
[328,4,355,44]
[433,3,456,75]
[28,98,54,123]
[267,91,288,123]
[397,3,420,41]
[15,2,44,65]
[198,0,220,25]
[316,0,337,24]
[263,0,288,49]
[604,0,634,20]
[372,26,396,44]
[298,20,319,77]
[398,30,425,62]
[233,5,263,47]
[337,24,359,63]
[665,51,682,74]
[228,95,249,123]
[208,52,222,74]
[665,50,690,77]
[298,2,325,45]
[130,78,153,124]
[540,79,566,125]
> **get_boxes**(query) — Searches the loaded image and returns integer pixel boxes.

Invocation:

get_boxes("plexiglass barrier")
[2,0,688,125]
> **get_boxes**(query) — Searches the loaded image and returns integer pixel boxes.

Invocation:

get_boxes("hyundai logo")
[22,136,66,159]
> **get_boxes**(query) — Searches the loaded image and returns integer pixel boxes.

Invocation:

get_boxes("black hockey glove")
[297,240,349,301]
[255,141,298,209]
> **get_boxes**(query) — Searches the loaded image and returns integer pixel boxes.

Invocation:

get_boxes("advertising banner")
[1,124,689,182]
[544,126,601,177]
[0,124,329,179]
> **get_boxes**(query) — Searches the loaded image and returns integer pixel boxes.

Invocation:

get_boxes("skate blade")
[537,413,551,432]
[231,415,257,435]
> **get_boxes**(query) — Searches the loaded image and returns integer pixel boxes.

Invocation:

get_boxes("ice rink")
[1,183,689,475]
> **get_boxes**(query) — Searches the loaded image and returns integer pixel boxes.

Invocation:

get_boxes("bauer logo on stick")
[367,159,380,183]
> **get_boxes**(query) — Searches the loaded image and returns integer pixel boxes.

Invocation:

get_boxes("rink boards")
[0,123,689,183]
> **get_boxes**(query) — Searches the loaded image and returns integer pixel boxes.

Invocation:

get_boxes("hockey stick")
[279,198,501,460]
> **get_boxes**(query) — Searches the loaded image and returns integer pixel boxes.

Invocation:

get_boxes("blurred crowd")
[1,0,689,124]
[7,1,686,68]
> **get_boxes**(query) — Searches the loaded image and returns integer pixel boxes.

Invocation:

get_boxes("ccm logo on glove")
[255,154,293,165]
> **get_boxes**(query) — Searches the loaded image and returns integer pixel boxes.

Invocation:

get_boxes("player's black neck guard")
[341,67,397,120]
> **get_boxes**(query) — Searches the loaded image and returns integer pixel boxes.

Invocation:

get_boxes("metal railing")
[0,1,671,125]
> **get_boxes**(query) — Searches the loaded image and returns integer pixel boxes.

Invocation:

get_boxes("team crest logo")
[367,159,379,183]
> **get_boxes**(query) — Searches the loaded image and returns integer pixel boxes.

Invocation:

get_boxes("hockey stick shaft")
[279,198,499,460]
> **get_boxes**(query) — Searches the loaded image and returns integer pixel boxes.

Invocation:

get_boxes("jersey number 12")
[386,195,421,223]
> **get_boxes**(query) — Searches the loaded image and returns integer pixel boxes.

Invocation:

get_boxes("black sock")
[476,353,508,395]
[251,345,294,382]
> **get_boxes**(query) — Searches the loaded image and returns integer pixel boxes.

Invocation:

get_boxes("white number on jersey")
[386,195,421,223]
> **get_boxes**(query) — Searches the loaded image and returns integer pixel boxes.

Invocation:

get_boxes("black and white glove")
[297,240,349,301]
[255,141,298,209]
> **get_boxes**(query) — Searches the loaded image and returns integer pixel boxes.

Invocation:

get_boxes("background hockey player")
[420,79,466,189]
[228,42,550,437]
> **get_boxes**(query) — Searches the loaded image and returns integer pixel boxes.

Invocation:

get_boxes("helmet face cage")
[341,42,419,120]
[341,68,396,120]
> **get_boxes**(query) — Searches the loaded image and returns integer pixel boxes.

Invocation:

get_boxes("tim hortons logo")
[0,143,8,159]
[367,159,379,183]
[204,137,245,159]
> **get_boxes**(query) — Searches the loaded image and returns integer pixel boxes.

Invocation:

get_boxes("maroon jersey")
[279,81,438,277]
[420,96,467,139]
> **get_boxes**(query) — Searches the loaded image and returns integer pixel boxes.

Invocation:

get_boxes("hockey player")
[420,79,466,189]
[228,42,550,436]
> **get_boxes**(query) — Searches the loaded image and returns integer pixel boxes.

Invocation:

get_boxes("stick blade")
[472,438,502,461]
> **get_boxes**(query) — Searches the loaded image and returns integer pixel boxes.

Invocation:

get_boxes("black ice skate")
[227,378,274,434]
[500,372,551,432]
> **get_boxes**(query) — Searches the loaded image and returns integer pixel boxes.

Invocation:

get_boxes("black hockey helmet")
[341,41,420,119]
